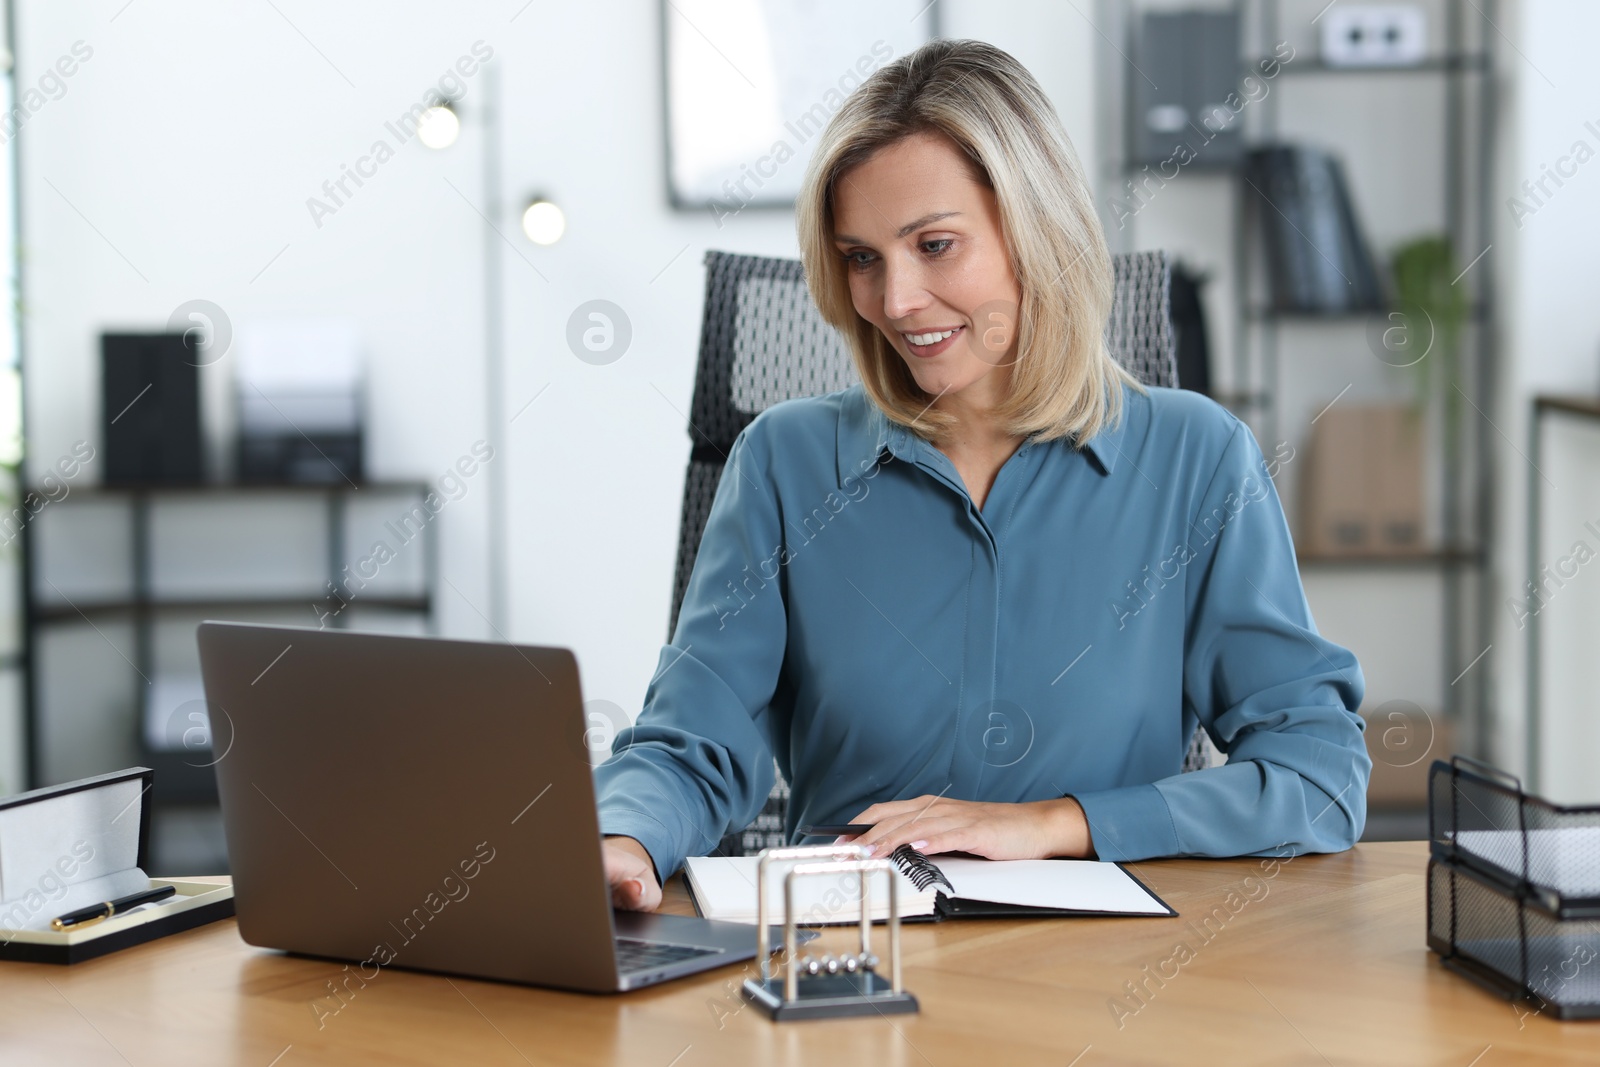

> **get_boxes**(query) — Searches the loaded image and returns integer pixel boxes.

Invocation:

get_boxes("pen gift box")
[1425,756,1600,1019]
[0,767,235,964]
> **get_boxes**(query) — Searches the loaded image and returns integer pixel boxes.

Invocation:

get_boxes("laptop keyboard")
[616,937,722,973]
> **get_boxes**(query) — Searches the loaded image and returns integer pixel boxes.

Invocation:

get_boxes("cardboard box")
[1300,403,1426,557]
[1364,708,1454,807]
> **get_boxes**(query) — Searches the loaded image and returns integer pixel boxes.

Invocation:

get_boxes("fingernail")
[861,844,876,856]
[910,840,928,850]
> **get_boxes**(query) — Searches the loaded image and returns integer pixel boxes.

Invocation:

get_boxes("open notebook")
[684,844,1175,924]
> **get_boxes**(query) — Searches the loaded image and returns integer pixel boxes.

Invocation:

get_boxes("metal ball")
[802,955,821,975]
[823,955,841,975]
[843,955,860,972]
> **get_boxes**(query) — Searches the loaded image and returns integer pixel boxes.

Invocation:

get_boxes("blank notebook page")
[685,856,938,923]
[932,856,1169,914]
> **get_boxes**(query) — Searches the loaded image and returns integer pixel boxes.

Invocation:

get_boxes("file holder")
[1426,756,1600,1018]
[1429,755,1600,911]
[742,845,919,1021]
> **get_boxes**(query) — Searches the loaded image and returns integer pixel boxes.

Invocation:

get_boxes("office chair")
[670,249,1218,857]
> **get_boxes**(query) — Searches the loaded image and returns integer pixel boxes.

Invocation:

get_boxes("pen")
[50,885,177,931]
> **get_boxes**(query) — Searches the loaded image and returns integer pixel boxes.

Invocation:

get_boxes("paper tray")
[1428,756,1600,916]
[0,878,235,965]
[1428,856,1600,1020]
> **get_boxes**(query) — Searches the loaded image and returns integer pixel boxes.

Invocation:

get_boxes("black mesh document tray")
[1429,756,1600,916]
[1426,756,1600,1019]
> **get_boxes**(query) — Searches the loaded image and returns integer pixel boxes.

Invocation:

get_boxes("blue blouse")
[595,381,1369,879]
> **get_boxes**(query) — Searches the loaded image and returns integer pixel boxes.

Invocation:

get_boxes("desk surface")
[5,842,1597,1066]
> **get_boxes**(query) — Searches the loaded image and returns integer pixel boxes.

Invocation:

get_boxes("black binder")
[1244,145,1384,314]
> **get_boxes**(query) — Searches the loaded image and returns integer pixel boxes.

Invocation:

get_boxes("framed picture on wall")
[661,0,941,219]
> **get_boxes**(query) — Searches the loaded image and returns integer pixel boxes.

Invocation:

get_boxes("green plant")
[1389,235,1469,453]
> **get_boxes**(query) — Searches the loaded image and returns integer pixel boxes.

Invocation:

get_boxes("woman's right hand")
[603,836,663,911]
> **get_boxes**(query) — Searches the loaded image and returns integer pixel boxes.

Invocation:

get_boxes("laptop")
[196,620,783,993]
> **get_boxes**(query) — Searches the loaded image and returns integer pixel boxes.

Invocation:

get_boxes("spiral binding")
[890,844,955,893]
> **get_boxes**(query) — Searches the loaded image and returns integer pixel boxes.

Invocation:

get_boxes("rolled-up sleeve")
[1074,421,1370,861]
[593,422,786,879]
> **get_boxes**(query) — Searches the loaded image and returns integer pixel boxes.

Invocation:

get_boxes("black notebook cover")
[894,845,1177,922]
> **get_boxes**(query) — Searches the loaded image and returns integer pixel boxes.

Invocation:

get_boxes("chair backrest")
[669,250,1205,857]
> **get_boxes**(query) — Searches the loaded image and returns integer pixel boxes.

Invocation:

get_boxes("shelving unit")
[21,482,439,815]
[1101,0,1498,778]
[1238,0,1496,761]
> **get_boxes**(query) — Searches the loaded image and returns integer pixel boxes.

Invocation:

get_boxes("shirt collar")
[835,386,906,488]
[1074,409,1124,476]
[835,383,1125,487]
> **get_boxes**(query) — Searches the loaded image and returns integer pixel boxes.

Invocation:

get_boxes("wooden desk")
[5,843,1597,1066]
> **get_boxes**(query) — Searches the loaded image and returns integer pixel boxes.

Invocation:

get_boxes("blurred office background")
[0,0,1596,872]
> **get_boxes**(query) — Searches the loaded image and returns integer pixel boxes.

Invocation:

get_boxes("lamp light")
[521,196,565,245]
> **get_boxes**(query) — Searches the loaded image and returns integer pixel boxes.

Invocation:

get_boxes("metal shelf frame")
[1102,0,1499,759]
[21,482,439,791]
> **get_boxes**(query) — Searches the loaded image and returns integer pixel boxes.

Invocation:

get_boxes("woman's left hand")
[844,795,1095,860]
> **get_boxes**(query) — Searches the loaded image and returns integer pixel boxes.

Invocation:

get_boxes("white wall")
[9,1,1099,784]
[21,1,497,624]
[1490,0,1600,802]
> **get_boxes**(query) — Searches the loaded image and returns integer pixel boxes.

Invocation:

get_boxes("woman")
[598,39,1367,911]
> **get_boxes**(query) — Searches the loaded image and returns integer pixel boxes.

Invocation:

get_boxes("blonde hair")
[796,39,1142,444]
